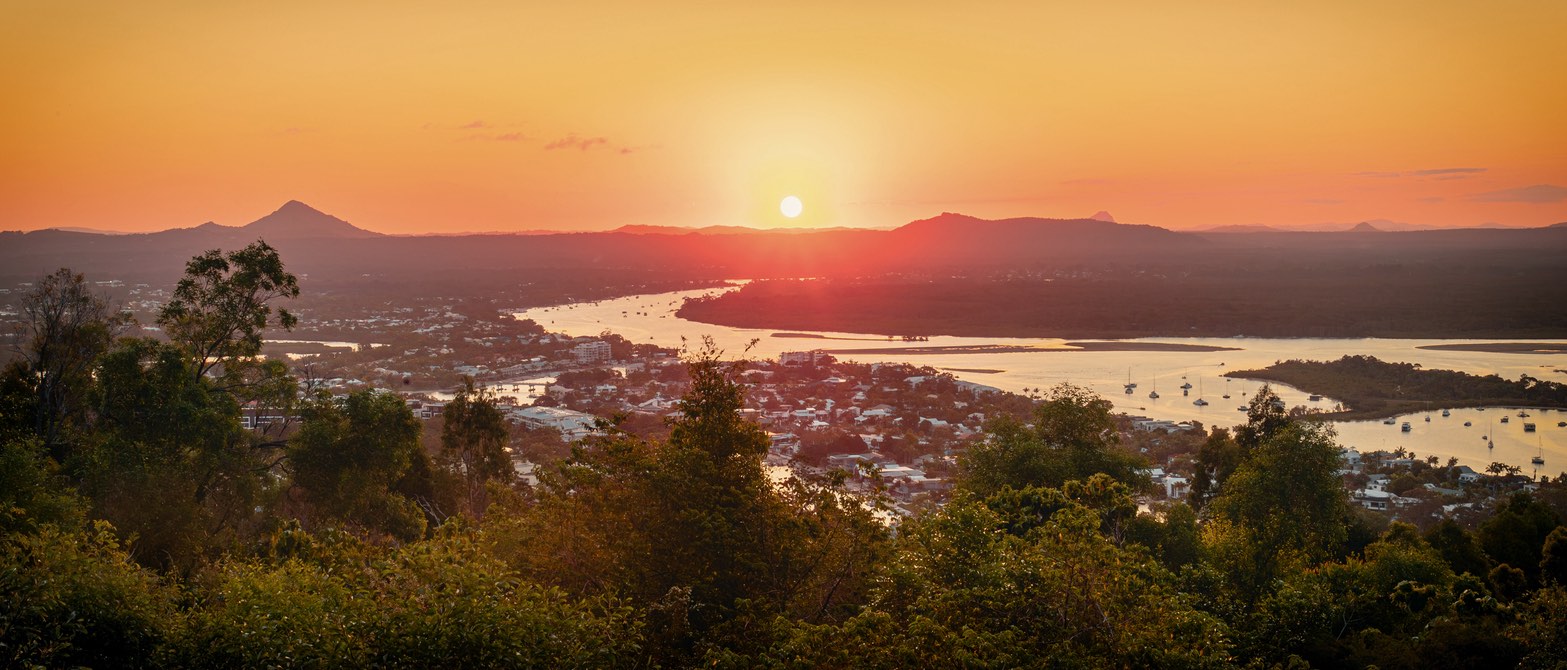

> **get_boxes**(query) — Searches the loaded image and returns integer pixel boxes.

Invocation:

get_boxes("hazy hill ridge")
[3,201,1565,285]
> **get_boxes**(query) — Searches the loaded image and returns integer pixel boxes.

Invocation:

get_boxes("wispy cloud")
[459,131,531,143]
[1408,167,1486,177]
[1355,167,1487,178]
[545,134,609,151]
[459,120,491,129]
[1470,184,1567,203]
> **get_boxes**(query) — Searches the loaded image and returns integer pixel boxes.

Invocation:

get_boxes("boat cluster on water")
[1382,407,1555,469]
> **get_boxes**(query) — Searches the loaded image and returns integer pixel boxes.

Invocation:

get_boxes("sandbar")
[1416,342,1567,354]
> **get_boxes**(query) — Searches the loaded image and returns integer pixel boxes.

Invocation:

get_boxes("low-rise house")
[1356,487,1393,510]
[826,453,878,472]
[1163,475,1190,499]
[512,405,598,441]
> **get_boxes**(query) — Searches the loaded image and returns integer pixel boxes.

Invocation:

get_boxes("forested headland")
[675,257,1567,339]
[1225,355,1567,420]
[4,245,1567,668]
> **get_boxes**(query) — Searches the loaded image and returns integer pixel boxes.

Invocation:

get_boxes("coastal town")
[241,295,1563,526]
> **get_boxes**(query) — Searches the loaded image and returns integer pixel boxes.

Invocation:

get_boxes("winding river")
[518,286,1567,476]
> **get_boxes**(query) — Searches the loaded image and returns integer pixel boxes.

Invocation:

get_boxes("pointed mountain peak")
[1348,221,1383,233]
[274,199,323,215]
[1090,211,1117,223]
[243,201,381,239]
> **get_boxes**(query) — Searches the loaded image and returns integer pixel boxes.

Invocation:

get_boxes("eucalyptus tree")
[6,268,129,460]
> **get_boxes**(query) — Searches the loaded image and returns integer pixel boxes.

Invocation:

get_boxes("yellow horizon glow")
[1,1,1564,234]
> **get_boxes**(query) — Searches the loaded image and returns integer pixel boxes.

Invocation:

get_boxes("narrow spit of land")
[1416,342,1567,354]
[1225,354,1567,421]
[817,341,1239,356]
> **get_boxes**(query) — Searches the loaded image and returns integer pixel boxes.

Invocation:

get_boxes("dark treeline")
[4,246,1567,668]
[1227,355,1567,419]
[677,255,1567,338]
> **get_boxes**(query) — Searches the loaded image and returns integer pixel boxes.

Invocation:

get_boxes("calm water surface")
[518,286,1567,476]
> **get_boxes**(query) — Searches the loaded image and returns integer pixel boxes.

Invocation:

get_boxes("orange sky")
[2,1,1565,234]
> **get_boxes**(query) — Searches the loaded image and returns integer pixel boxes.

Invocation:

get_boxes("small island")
[1225,354,1567,421]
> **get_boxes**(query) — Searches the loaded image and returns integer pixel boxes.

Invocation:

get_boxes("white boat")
[1501,417,1510,424]
[1194,398,1209,406]
[1401,422,1411,432]
[1425,415,1431,422]
[1383,418,1397,425]
[1442,409,1451,417]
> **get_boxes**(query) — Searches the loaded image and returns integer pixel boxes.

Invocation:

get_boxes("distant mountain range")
[33,203,1546,238]
[1198,218,1532,233]
[4,200,1564,285]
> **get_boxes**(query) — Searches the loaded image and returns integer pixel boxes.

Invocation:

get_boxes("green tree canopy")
[493,343,888,664]
[290,389,428,540]
[751,495,1233,668]
[1478,493,1562,582]
[440,377,513,517]
[8,268,130,458]
[157,240,299,382]
[958,382,1145,496]
[1206,421,1349,603]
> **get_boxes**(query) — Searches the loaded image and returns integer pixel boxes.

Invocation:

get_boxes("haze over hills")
[4,200,1566,293]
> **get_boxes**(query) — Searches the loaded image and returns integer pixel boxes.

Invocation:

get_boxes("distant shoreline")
[770,332,890,341]
[1416,342,1567,354]
[819,341,1240,356]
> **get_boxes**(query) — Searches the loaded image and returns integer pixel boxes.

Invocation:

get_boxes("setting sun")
[780,195,803,219]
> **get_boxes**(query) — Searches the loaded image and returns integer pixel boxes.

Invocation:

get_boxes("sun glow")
[780,195,803,218]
